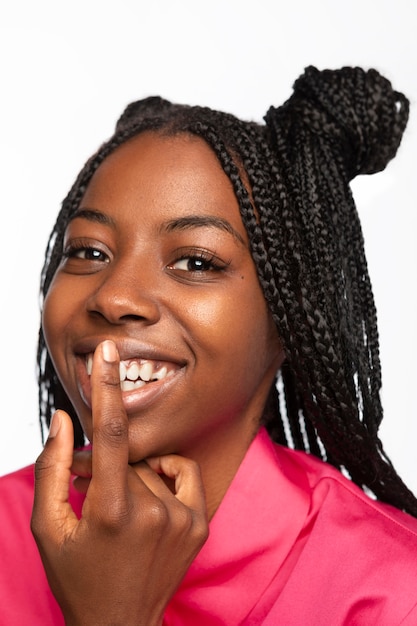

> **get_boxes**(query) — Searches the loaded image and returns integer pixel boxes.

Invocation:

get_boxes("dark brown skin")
[31,133,284,623]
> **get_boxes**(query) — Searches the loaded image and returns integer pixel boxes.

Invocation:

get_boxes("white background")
[0,0,416,495]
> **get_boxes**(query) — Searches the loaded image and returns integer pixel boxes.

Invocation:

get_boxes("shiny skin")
[42,131,284,511]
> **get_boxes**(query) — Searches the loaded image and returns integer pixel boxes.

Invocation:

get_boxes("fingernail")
[48,411,61,438]
[102,340,118,363]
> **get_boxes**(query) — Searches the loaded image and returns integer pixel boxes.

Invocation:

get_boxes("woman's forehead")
[77,131,251,242]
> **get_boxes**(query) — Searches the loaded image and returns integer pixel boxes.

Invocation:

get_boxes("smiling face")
[42,131,283,498]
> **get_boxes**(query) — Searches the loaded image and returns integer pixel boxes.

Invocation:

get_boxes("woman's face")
[43,131,283,478]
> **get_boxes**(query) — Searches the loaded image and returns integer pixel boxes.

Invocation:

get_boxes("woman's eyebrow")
[68,210,246,246]
[68,208,116,228]
[161,215,246,245]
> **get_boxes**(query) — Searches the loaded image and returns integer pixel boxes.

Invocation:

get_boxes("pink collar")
[165,428,310,624]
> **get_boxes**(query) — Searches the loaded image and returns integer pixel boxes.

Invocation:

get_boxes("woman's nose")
[85,260,161,325]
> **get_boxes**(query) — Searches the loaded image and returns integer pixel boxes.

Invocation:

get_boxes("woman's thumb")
[31,410,78,541]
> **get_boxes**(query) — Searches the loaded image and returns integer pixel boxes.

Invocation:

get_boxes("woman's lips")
[74,342,186,416]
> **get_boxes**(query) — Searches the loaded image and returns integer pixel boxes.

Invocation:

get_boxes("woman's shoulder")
[261,441,417,624]
[276,441,417,536]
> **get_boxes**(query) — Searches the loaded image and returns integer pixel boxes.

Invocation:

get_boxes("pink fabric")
[1,429,417,624]
[0,465,84,624]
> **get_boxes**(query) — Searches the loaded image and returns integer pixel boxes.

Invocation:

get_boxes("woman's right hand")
[31,340,208,626]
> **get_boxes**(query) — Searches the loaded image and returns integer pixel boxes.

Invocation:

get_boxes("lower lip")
[75,358,183,416]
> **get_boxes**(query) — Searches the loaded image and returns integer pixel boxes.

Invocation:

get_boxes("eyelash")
[62,242,110,263]
[168,250,227,273]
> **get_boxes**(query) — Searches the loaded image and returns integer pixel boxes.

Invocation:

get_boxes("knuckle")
[99,369,121,388]
[171,506,208,554]
[94,414,127,445]
[174,505,194,532]
[94,497,133,530]
[187,504,209,543]
[186,506,208,541]
[171,504,207,541]
[146,501,170,529]
[33,447,55,479]
[194,517,209,544]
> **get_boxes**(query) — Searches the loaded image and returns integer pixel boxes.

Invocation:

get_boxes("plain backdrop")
[0,0,416,496]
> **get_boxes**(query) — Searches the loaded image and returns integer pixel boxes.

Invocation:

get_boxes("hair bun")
[115,96,173,133]
[266,66,409,180]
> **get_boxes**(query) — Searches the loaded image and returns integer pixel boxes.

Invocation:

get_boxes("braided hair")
[38,66,417,517]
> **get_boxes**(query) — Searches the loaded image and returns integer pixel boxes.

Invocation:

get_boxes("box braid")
[37,67,417,517]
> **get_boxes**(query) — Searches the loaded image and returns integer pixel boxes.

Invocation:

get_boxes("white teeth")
[139,361,153,382]
[119,361,127,382]
[120,379,146,392]
[126,362,140,381]
[153,366,167,381]
[86,353,174,388]
[121,380,136,391]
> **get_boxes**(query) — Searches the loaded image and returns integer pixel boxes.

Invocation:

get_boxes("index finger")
[89,340,129,499]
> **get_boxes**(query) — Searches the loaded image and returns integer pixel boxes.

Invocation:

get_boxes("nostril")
[88,309,154,325]
[120,314,147,322]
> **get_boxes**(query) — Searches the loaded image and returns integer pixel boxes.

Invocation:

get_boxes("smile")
[86,354,176,391]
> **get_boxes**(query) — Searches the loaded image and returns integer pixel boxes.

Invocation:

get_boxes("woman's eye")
[170,257,217,272]
[168,252,225,273]
[62,245,110,264]
[74,248,108,261]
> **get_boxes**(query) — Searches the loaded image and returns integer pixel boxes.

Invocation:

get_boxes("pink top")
[1,428,417,624]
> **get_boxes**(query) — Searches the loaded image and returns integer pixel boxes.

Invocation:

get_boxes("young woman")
[1,66,417,625]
